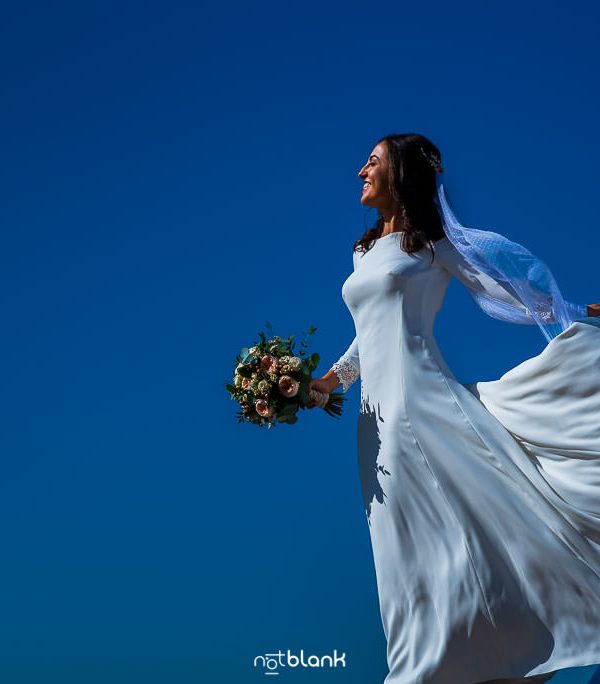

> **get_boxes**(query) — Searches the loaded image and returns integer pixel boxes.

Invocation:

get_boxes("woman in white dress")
[308,133,600,684]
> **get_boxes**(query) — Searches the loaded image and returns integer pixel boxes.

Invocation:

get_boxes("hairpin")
[419,145,444,173]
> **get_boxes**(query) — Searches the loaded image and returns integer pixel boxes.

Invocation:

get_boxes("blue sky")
[2,1,600,682]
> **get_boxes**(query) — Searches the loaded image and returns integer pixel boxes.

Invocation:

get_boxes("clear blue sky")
[2,1,599,682]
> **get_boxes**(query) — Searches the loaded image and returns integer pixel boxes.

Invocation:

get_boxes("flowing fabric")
[329,229,600,683]
[434,174,588,342]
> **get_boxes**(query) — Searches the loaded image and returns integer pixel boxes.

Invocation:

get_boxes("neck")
[379,211,406,237]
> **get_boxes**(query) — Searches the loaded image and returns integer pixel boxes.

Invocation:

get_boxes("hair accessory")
[419,145,444,173]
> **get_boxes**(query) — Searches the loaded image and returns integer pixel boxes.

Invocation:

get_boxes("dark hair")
[353,133,446,263]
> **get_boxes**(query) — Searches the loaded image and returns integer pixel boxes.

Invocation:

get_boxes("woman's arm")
[327,247,362,392]
[308,248,362,404]
[330,335,360,392]
[433,238,535,322]
[307,335,360,408]
[433,238,589,324]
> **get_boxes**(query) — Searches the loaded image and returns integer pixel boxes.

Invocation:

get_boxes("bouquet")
[225,323,346,428]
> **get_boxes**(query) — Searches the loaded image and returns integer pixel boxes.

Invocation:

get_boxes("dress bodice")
[331,232,539,393]
[342,232,451,342]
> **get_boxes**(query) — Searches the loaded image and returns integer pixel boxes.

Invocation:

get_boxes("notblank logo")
[253,649,347,675]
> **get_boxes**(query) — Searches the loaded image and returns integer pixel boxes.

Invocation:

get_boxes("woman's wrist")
[322,369,342,392]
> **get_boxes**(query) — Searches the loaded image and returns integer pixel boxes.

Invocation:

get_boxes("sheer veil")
[433,173,587,343]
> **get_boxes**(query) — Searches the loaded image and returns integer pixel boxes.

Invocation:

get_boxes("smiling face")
[357,141,396,213]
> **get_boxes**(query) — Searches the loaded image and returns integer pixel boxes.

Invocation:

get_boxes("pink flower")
[242,378,251,390]
[260,354,279,373]
[255,399,273,418]
[278,375,299,398]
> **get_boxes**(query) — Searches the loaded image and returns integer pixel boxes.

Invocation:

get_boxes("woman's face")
[357,141,395,212]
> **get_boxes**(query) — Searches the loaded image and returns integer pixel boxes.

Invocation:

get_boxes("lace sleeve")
[331,336,360,392]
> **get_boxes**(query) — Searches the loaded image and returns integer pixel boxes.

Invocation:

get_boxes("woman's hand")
[587,303,600,317]
[307,374,339,409]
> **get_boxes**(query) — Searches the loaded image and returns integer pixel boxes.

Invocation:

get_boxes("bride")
[308,132,600,684]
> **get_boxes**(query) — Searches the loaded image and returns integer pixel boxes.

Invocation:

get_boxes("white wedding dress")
[330,231,600,684]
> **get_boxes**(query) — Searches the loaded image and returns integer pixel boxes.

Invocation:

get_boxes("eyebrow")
[368,155,380,162]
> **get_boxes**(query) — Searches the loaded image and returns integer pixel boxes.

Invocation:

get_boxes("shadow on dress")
[476,672,557,683]
[357,397,390,527]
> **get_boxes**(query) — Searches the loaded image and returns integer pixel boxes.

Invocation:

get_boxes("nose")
[358,164,367,178]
